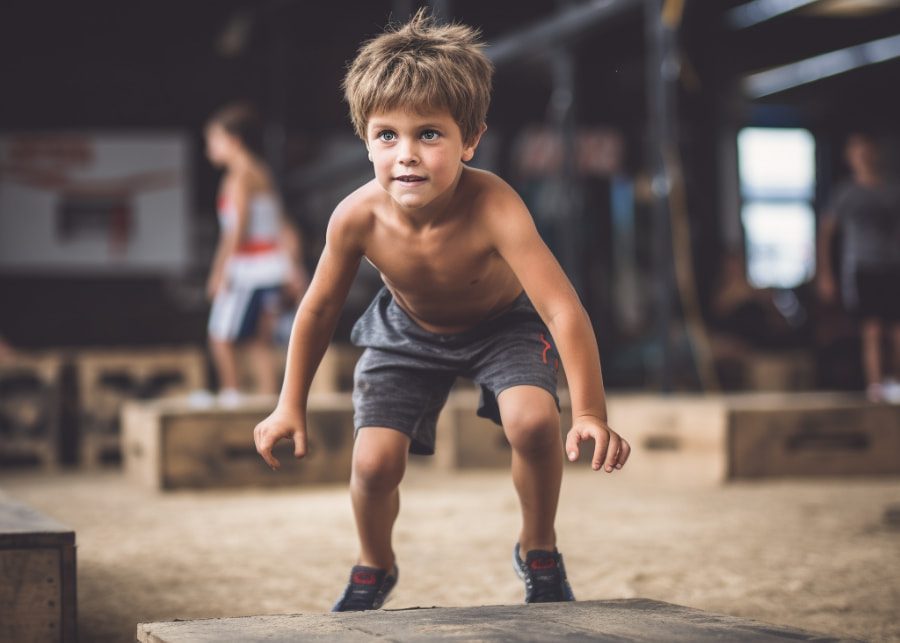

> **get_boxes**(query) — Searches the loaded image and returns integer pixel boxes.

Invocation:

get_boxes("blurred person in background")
[0,334,14,364]
[204,103,307,405]
[818,133,900,402]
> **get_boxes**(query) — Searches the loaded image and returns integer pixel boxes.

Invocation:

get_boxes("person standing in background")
[818,133,900,402]
[204,103,307,404]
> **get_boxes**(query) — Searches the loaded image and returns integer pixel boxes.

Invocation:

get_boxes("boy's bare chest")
[366,223,495,289]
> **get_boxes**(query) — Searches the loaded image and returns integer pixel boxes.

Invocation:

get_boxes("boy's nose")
[397,141,419,165]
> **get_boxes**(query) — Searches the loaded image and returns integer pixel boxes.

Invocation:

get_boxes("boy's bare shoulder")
[326,179,382,249]
[462,167,529,223]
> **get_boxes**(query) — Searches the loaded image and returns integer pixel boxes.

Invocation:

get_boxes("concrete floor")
[2,465,899,642]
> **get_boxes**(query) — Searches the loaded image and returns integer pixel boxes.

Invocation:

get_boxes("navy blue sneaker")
[513,543,575,603]
[332,564,398,612]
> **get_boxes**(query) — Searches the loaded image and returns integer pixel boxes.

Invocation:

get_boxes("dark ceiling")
[2,0,898,134]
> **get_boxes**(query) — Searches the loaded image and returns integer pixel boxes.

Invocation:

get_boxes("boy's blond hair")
[342,9,493,145]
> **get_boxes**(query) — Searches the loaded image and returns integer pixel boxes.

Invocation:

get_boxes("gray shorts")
[350,287,560,455]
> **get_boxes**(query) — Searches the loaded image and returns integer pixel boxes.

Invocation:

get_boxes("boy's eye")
[421,130,440,141]
[377,131,396,142]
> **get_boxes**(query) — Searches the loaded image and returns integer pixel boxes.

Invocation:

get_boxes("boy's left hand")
[565,416,630,473]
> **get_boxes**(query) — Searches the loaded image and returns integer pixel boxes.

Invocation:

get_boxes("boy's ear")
[461,123,488,162]
[364,141,372,163]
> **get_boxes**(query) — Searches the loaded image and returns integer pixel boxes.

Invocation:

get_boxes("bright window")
[737,127,816,288]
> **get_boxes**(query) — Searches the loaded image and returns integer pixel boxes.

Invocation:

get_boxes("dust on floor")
[2,465,899,642]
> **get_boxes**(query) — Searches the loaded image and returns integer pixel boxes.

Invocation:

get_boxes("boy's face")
[365,108,483,211]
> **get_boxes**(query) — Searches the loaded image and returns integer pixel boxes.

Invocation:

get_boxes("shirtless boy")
[254,11,630,611]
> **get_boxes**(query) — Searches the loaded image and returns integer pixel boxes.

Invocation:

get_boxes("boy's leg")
[497,385,563,554]
[351,427,411,571]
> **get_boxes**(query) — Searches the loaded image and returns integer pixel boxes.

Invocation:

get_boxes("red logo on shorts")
[539,334,552,364]
[539,334,559,371]
[352,572,377,585]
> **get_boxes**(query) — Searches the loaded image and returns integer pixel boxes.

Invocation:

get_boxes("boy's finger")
[261,448,280,470]
[293,430,307,459]
[564,428,581,461]
[617,439,632,468]
[257,433,281,470]
[603,434,620,472]
[591,430,610,471]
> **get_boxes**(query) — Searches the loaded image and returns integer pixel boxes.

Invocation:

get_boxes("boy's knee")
[503,408,560,454]
[351,432,407,492]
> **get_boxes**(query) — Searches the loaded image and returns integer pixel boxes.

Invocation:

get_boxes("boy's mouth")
[395,175,426,183]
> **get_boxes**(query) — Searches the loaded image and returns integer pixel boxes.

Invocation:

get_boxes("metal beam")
[743,32,900,97]
[645,0,676,391]
[287,0,643,193]
[726,0,820,29]
[487,0,642,66]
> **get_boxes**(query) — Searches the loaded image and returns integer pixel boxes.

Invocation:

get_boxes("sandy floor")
[2,465,899,643]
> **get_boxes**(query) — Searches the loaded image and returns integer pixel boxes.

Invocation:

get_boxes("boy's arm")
[254,200,364,469]
[484,182,630,473]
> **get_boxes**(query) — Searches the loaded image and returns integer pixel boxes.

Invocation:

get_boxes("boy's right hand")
[253,407,307,470]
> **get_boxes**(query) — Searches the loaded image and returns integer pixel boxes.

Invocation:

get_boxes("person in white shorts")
[204,103,306,403]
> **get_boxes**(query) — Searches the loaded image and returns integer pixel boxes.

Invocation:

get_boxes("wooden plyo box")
[605,394,730,485]
[0,351,64,469]
[309,344,363,395]
[122,393,354,490]
[432,389,573,470]
[137,598,857,642]
[431,391,899,483]
[743,352,815,391]
[609,392,900,483]
[233,343,362,397]
[0,498,77,643]
[431,389,723,478]
[75,346,207,466]
[728,393,900,478]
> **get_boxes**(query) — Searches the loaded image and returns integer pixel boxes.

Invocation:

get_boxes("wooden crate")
[606,394,730,485]
[430,391,899,483]
[728,393,900,478]
[430,389,724,480]
[309,344,362,394]
[431,389,573,470]
[234,342,362,395]
[0,498,77,643]
[433,393,510,469]
[122,392,354,490]
[75,346,206,466]
[743,352,815,391]
[0,352,65,469]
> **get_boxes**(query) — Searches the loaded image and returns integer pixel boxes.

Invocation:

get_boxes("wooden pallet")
[0,352,64,469]
[0,497,77,643]
[122,392,354,490]
[74,346,206,465]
